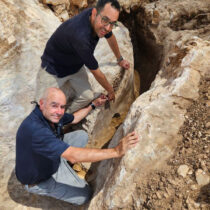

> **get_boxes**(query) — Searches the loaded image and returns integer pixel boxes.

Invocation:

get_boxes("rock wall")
[0,0,209,209]
[87,0,210,209]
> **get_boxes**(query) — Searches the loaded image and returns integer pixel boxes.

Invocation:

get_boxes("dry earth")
[132,77,210,210]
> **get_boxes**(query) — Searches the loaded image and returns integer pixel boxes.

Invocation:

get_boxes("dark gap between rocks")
[119,7,163,94]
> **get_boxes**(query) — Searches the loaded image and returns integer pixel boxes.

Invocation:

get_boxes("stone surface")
[177,165,189,178]
[195,169,210,186]
[87,0,210,209]
[42,0,69,6]
[71,0,88,9]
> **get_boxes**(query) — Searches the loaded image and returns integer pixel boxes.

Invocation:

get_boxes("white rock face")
[177,165,189,178]
[0,0,60,138]
[195,169,210,186]
[88,37,210,210]
[87,0,210,207]
[0,0,62,208]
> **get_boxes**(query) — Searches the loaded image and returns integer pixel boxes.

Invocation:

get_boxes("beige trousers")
[36,66,94,113]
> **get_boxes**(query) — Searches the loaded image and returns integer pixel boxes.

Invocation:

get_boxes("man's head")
[39,87,66,124]
[91,0,120,38]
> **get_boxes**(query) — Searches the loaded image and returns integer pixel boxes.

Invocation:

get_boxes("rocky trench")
[1,0,209,209]
[86,2,210,210]
[57,2,210,209]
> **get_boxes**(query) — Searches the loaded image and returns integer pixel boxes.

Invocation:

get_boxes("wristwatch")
[90,103,96,110]
[117,55,123,63]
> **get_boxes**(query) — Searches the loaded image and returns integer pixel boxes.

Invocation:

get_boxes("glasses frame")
[98,13,118,28]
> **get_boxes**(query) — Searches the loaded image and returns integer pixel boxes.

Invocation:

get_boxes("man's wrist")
[117,55,123,63]
[90,103,96,110]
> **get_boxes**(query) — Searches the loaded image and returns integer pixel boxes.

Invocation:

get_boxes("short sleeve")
[62,113,74,125]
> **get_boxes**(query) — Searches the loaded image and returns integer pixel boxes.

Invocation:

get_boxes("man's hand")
[92,94,107,107]
[107,90,115,101]
[118,59,130,69]
[115,131,139,157]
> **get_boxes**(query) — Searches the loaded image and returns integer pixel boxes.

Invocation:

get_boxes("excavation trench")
[91,8,163,147]
[79,8,164,181]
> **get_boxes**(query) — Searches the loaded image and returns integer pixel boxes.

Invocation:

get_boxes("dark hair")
[96,0,120,13]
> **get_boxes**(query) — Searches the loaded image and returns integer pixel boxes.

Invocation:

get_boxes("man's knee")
[64,130,89,147]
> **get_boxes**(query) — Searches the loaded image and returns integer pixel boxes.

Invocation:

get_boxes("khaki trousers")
[36,66,94,113]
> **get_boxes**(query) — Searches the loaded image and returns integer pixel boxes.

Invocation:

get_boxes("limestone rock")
[42,0,69,6]
[52,4,70,21]
[177,165,189,178]
[195,169,210,186]
[88,0,210,208]
[71,0,88,9]
[0,0,63,209]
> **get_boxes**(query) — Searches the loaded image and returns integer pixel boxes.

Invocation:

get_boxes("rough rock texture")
[87,0,210,209]
[0,0,61,137]
[83,23,134,148]
[1,0,210,209]
[42,0,88,20]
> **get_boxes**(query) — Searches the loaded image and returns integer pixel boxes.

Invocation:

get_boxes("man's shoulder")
[60,8,92,38]
[17,107,45,133]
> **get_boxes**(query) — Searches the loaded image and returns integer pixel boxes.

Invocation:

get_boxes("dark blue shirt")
[15,105,74,185]
[41,8,112,78]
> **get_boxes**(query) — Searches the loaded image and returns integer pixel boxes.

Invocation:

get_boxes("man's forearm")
[62,146,119,164]
[107,34,121,60]
[71,104,92,124]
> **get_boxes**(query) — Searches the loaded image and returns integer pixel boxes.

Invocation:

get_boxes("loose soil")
[135,77,210,210]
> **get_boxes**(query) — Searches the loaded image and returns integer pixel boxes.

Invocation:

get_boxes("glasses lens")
[101,16,109,25]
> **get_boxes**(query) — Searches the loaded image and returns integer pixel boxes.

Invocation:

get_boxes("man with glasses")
[37,0,130,113]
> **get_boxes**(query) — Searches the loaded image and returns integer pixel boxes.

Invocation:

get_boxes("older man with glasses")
[37,0,130,113]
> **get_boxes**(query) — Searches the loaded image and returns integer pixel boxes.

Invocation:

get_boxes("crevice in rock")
[169,12,210,31]
[119,7,163,94]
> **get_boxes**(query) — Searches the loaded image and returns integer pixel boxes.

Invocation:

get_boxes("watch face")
[91,103,96,109]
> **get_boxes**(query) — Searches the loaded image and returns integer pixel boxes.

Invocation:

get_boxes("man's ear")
[92,8,97,18]
[39,99,44,110]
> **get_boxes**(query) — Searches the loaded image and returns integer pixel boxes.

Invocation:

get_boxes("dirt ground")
[134,77,210,210]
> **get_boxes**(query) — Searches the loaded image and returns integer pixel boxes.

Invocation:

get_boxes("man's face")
[92,3,119,38]
[40,91,66,124]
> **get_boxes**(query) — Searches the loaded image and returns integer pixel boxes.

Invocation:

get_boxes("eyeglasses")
[99,14,118,28]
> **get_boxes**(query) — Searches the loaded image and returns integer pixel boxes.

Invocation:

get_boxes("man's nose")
[56,107,64,115]
[104,23,112,31]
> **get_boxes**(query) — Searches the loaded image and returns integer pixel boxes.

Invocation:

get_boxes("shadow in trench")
[196,183,210,204]
[7,169,79,210]
[120,8,163,94]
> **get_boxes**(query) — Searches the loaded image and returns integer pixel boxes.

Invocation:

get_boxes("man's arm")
[71,96,107,124]
[61,131,139,163]
[90,68,115,101]
[106,34,130,69]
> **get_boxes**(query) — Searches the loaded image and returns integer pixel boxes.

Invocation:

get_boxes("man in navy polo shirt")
[16,87,139,205]
[36,0,130,113]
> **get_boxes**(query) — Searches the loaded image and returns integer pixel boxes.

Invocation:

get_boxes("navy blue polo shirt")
[15,105,74,185]
[41,8,112,78]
